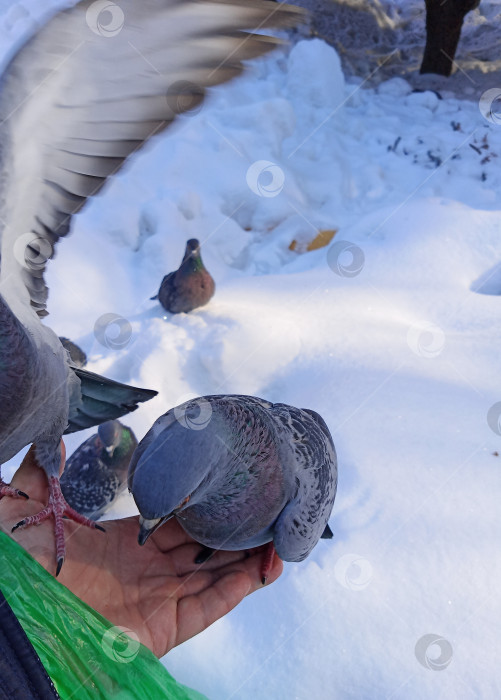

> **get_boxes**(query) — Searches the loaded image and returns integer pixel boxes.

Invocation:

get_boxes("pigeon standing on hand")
[128,395,337,583]
[151,239,215,313]
[0,0,303,574]
[61,421,137,520]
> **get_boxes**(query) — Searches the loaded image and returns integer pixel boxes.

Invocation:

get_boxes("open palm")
[0,446,282,658]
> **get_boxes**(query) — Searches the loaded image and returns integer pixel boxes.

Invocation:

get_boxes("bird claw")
[260,542,277,585]
[11,519,27,532]
[0,480,29,500]
[12,504,53,531]
[12,476,104,576]
[195,546,214,564]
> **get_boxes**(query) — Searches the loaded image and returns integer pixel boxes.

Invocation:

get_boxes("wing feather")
[0,0,304,316]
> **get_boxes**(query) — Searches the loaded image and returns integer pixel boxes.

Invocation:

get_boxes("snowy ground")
[293,0,501,95]
[3,2,501,699]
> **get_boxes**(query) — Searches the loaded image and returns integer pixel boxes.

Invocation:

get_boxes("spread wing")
[0,0,303,317]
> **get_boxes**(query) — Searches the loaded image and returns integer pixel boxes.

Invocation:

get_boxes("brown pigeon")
[151,239,215,313]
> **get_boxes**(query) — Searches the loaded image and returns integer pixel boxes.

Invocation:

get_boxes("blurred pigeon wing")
[0,0,303,316]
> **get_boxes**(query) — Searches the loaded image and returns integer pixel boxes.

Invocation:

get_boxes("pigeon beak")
[137,496,191,545]
[105,445,115,457]
[137,515,173,545]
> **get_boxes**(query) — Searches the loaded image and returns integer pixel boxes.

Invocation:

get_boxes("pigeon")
[151,239,215,313]
[61,420,137,520]
[59,337,87,368]
[0,0,303,573]
[128,395,337,582]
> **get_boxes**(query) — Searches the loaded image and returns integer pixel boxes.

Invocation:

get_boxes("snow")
[3,3,501,699]
[293,0,501,95]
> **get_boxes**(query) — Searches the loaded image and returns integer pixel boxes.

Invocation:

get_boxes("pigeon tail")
[321,524,333,539]
[65,368,157,434]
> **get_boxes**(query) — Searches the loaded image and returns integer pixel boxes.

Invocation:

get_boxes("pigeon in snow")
[151,239,215,313]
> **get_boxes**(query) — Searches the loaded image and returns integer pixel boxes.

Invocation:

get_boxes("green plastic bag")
[0,532,207,699]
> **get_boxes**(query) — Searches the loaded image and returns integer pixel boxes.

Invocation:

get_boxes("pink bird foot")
[12,475,104,576]
[0,478,28,500]
[194,542,279,584]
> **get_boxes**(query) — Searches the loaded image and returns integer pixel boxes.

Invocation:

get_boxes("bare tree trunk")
[420,0,480,76]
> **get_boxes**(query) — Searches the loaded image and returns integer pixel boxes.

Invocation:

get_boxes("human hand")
[0,445,283,658]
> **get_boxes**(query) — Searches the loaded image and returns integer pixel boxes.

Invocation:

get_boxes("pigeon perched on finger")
[61,421,137,520]
[151,239,215,313]
[0,0,303,573]
[128,395,337,583]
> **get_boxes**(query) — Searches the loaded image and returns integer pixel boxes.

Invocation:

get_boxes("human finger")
[174,551,283,647]
[153,543,249,577]
[174,569,253,646]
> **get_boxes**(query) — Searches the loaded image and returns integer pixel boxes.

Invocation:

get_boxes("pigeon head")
[128,405,227,545]
[181,239,204,270]
[185,238,201,257]
[97,420,122,456]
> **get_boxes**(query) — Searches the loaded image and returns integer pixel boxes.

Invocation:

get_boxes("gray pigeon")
[61,421,137,520]
[128,395,337,582]
[0,0,303,573]
[151,239,215,313]
[59,337,87,368]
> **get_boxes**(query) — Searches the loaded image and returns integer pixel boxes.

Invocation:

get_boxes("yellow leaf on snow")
[289,229,337,253]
